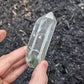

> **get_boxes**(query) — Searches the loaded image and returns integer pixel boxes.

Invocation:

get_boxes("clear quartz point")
[26,12,57,68]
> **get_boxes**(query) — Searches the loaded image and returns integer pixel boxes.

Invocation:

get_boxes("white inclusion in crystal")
[38,35,41,39]
[26,12,57,68]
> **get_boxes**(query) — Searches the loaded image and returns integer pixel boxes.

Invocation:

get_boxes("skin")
[0,30,48,84]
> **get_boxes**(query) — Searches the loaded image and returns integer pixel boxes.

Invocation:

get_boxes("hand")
[0,30,48,84]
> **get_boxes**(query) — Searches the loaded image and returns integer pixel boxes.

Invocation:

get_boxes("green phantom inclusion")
[26,12,57,68]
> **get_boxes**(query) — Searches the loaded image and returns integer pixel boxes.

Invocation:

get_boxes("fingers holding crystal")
[1,57,27,78]
[3,64,28,83]
[0,46,27,76]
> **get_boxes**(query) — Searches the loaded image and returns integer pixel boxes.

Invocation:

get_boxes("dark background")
[0,0,84,84]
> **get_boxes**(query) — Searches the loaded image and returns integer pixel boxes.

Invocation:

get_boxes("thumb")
[0,30,7,42]
[29,60,48,84]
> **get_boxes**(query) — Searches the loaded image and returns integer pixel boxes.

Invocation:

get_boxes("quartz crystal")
[26,12,57,68]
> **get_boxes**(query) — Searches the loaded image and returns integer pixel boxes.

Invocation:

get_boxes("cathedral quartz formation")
[26,12,57,68]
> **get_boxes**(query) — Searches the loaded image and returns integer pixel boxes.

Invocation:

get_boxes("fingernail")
[41,60,48,68]
[22,46,27,52]
[35,60,48,71]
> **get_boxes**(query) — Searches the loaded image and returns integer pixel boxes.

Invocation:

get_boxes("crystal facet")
[26,12,57,68]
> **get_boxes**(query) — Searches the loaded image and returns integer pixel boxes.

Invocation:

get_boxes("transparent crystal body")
[26,12,57,68]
